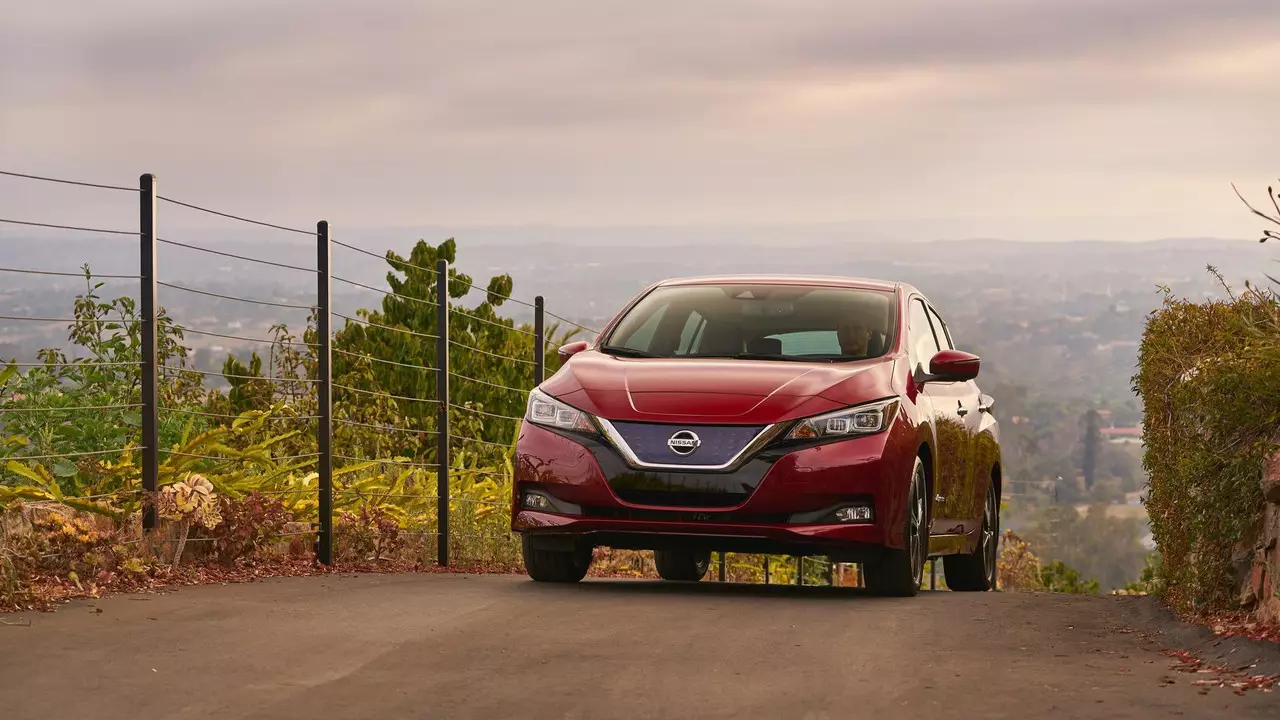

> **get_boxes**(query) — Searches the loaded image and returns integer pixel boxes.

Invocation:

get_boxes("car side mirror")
[557,340,590,364]
[916,349,981,385]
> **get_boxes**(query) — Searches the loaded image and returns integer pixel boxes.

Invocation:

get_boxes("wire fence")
[0,169,605,572]
[0,169,878,589]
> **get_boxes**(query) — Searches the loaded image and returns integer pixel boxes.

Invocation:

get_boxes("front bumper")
[511,420,917,553]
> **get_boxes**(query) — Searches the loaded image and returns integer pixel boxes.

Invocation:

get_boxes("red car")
[512,275,1001,596]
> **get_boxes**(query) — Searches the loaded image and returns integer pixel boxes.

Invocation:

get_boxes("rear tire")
[654,549,712,582]
[864,456,927,597]
[944,478,999,592]
[521,536,592,583]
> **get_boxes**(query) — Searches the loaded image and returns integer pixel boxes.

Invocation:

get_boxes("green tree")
[327,238,584,465]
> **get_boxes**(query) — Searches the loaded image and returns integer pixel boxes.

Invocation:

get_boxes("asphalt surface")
[1,574,1274,719]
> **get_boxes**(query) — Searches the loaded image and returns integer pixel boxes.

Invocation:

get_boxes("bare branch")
[1231,183,1280,243]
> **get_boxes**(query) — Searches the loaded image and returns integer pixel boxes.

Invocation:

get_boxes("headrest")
[697,322,743,355]
[747,336,783,355]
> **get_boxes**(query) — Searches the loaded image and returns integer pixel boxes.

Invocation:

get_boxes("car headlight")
[786,399,899,440]
[525,389,596,433]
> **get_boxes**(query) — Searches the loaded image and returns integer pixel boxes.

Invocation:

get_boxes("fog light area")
[522,491,552,510]
[835,505,873,523]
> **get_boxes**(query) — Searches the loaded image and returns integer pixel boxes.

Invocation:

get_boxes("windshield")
[601,283,897,361]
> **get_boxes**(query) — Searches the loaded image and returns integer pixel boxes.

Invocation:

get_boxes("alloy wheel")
[908,463,927,587]
[981,489,998,585]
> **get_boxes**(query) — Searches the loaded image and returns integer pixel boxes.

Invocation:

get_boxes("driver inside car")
[837,315,874,358]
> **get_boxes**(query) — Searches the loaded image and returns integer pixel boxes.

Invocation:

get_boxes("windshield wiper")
[598,345,658,358]
[691,352,811,362]
[733,352,811,362]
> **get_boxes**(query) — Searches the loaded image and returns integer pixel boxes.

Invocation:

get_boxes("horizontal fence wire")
[0,403,142,413]
[333,490,439,501]
[332,312,439,340]
[5,361,142,368]
[450,497,510,508]
[332,240,437,276]
[333,454,438,468]
[448,404,523,422]
[23,488,142,504]
[157,195,312,236]
[161,366,319,384]
[544,310,600,335]
[457,468,512,479]
[235,488,315,497]
[0,267,140,280]
[452,532,515,542]
[332,276,438,307]
[449,308,537,337]
[158,281,314,310]
[4,447,142,461]
[177,326,319,347]
[0,170,138,193]
[396,532,516,543]
[450,273,537,310]
[333,347,434,372]
[329,491,507,509]
[0,217,137,236]
[449,371,528,395]
[158,450,320,462]
[160,406,320,422]
[449,337,535,365]
[333,384,440,404]
[453,435,515,450]
[118,530,317,547]
[158,238,316,274]
[334,417,439,434]
[0,315,142,324]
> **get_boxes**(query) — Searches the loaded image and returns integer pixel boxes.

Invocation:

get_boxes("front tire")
[864,456,928,597]
[944,478,999,592]
[521,536,592,583]
[654,549,711,582]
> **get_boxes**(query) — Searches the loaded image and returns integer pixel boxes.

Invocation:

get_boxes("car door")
[925,303,984,535]
[906,297,964,536]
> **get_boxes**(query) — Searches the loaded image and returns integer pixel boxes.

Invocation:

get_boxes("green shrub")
[1134,287,1280,612]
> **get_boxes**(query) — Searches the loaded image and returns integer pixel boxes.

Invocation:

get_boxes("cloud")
[1,0,1277,240]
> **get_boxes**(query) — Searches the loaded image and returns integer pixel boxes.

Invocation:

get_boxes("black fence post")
[929,559,937,590]
[316,221,333,565]
[435,259,450,567]
[533,296,545,385]
[797,556,803,586]
[139,173,158,531]
[718,552,726,582]
[763,556,770,585]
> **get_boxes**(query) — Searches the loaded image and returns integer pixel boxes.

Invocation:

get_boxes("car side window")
[927,306,954,350]
[907,298,941,370]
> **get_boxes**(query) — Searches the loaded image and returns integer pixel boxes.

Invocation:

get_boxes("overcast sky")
[2,0,1278,242]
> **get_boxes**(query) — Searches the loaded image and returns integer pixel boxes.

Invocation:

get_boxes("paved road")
[1,574,1273,719]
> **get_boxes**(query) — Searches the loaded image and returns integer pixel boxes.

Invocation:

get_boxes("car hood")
[540,351,899,425]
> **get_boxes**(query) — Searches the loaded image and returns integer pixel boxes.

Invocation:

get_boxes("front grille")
[612,489,748,508]
[609,421,765,467]
[583,505,790,523]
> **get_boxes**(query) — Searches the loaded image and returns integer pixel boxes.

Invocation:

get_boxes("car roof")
[656,274,904,293]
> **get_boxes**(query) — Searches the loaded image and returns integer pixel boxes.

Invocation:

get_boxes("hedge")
[1134,287,1280,612]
